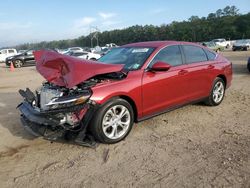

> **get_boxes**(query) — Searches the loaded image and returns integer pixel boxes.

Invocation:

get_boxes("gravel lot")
[0,51,249,188]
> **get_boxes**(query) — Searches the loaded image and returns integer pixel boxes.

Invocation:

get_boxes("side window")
[8,50,15,53]
[182,45,208,63]
[150,45,183,67]
[26,51,33,55]
[204,49,216,61]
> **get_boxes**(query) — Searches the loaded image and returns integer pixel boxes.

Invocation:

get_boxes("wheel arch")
[217,74,227,87]
[118,95,138,122]
[97,95,139,123]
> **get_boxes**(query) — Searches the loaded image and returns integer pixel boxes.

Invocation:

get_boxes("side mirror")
[150,61,171,71]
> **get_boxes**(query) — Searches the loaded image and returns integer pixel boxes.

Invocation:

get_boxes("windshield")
[98,47,155,70]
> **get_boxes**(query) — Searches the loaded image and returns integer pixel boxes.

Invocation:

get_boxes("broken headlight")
[45,92,91,110]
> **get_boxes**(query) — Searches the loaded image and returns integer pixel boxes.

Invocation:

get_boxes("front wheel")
[89,98,134,144]
[205,77,225,106]
[14,59,23,68]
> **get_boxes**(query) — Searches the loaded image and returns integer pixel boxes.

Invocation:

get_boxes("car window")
[1,50,7,54]
[8,50,15,53]
[204,49,216,61]
[98,47,155,71]
[150,45,183,67]
[26,50,33,55]
[182,45,208,63]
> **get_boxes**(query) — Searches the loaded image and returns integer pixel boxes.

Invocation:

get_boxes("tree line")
[13,6,250,50]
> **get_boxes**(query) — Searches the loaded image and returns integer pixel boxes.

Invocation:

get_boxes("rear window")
[204,49,216,61]
[182,45,208,63]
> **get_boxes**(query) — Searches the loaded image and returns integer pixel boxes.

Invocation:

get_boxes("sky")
[0,0,249,47]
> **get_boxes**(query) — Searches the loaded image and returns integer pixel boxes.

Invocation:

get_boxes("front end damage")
[17,50,125,147]
[18,82,99,147]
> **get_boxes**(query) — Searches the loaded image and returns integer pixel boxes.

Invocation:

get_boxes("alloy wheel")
[102,105,131,140]
[212,81,224,104]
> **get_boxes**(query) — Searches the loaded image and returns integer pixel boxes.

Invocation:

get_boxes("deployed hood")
[34,50,124,88]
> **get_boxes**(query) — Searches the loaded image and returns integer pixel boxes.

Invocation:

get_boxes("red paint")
[34,50,123,88]
[35,41,232,121]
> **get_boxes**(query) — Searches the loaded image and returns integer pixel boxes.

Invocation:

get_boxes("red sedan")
[18,41,232,146]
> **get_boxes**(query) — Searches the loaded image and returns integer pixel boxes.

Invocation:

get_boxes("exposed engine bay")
[18,72,126,147]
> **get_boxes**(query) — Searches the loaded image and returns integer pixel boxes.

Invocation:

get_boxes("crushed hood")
[34,50,124,88]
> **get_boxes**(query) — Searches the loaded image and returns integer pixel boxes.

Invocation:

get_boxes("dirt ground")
[0,51,249,188]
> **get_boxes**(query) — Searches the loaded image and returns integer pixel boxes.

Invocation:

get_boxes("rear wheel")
[90,98,134,144]
[205,77,225,106]
[14,59,23,68]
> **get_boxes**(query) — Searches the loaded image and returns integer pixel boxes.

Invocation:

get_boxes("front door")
[142,45,189,117]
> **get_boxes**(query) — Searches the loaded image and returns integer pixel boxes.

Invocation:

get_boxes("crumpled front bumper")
[19,102,64,138]
[18,100,98,143]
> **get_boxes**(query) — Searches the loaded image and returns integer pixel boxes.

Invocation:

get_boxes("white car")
[66,51,101,60]
[68,47,84,53]
[212,39,231,48]
[0,48,17,62]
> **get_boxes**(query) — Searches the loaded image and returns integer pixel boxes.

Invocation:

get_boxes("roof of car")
[122,41,201,48]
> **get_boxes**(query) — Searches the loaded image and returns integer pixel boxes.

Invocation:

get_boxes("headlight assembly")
[45,93,91,110]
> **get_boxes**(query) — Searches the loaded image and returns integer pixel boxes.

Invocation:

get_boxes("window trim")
[181,44,209,64]
[145,45,185,70]
[203,48,217,61]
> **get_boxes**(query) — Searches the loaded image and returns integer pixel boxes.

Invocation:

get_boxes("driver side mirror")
[150,61,171,71]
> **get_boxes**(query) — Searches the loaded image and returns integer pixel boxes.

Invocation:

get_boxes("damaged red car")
[18,41,232,146]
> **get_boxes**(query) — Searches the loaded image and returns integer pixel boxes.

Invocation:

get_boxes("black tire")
[14,59,23,68]
[89,58,96,61]
[247,58,250,72]
[89,98,134,144]
[205,77,225,106]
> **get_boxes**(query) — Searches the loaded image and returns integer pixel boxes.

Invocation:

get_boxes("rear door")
[181,45,216,101]
[142,45,190,117]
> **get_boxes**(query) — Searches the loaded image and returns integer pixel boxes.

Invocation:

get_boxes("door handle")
[178,70,188,75]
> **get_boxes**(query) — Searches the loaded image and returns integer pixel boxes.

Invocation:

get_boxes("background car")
[233,39,250,51]
[0,48,17,62]
[5,50,35,68]
[203,42,224,52]
[65,51,101,60]
[212,38,231,48]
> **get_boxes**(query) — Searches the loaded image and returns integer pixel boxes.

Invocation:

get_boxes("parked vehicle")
[18,50,27,54]
[18,41,232,146]
[202,42,224,52]
[247,57,250,72]
[5,50,35,68]
[66,51,101,60]
[68,47,84,53]
[0,48,17,62]
[212,38,231,48]
[232,39,250,51]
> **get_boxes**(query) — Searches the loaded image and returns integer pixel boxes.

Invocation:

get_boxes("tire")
[205,77,225,106]
[14,59,23,68]
[89,98,134,144]
[247,58,250,72]
[90,58,96,61]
